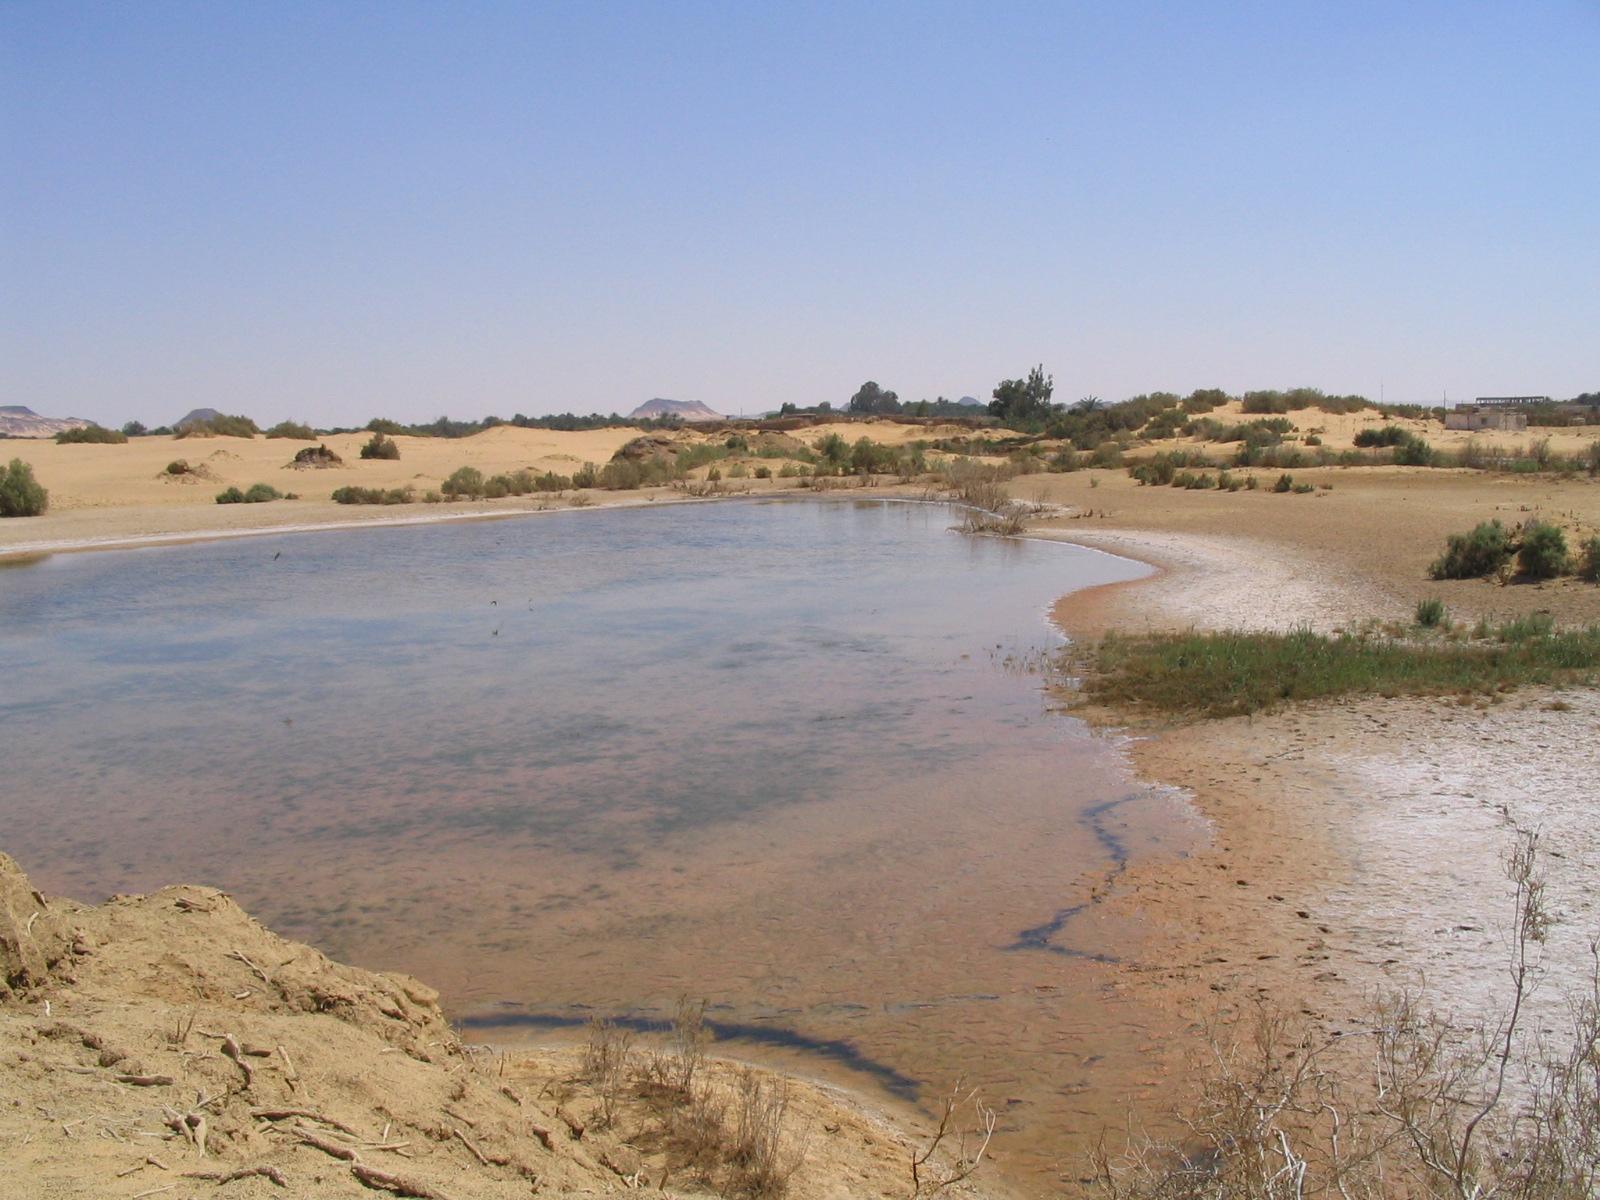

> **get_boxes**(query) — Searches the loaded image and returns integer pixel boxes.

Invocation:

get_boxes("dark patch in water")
[458,1009,921,1099]
[1003,794,1138,961]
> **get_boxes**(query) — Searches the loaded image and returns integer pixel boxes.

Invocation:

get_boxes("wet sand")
[1046,523,1600,1150]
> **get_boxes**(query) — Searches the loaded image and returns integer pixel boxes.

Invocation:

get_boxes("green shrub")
[1497,612,1555,642]
[442,466,484,497]
[572,463,599,488]
[754,465,771,479]
[121,420,148,437]
[534,471,571,492]
[331,485,414,505]
[0,458,49,516]
[1354,425,1407,448]
[55,424,127,444]
[265,420,317,440]
[216,483,283,504]
[176,413,259,438]
[365,418,406,435]
[1415,598,1447,628]
[1393,434,1434,466]
[1518,521,1570,579]
[166,460,191,475]
[360,432,400,460]
[1291,482,1315,494]
[1091,441,1123,468]
[1304,434,1322,446]
[1430,520,1514,580]
[1272,473,1293,493]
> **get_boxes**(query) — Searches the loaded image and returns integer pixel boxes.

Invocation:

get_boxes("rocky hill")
[0,405,91,439]
[627,398,723,422]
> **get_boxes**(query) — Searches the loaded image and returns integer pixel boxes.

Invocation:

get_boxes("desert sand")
[0,850,1009,1200]
[3,414,1598,1195]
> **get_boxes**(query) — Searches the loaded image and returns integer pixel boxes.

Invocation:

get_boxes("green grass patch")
[1075,624,1600,719]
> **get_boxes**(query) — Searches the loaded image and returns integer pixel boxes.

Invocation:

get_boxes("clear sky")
[4,2,1597,427]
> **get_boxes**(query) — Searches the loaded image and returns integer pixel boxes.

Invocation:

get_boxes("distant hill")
[174,407,226,430]
[0,405,91,439]
[627,398,722,422]
[957,395,983,407]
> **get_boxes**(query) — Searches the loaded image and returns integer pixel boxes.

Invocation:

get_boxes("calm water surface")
[0,499,1200,1187]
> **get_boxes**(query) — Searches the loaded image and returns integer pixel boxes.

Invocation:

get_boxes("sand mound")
[0,855,657,1197]
[0,853,975,1199]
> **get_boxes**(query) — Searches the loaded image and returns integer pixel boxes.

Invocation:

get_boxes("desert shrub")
[1496,611,1555,642]
[0,458,49,517]
[422,490,442,503]
[1354,424,1408,448]
[1415,597,1447,628]
[360,432,400,460]
[1518,521,1570,579]
[754,465,771,479]
[1304,433,1322,446]
[265,420,316,440]
[1586,440,1600,476]
[727,461,749,479]
[166,460,192,475]
[121,420,147,437]
[55,424,126,444]
[533,470,570,492]
[1393,433,1435,466]
[581,1017,634,1129]
[1272,473,1294,493]
[330,485,413,505]
[290,444,343,467]
[365,418,405,435]
[216,483,282,504]
[441,466,484,498]
[482,477,509,499]
[572,463,599,488]
[777,462,800,478]
[176,413,259,438]
[598,460,644,489]
[1291,481,1315,493]
[729,1069,802,1198]
[1580,536,1600,582]
[1091,441,1123,468]
[706,466,722,483]
[1181,388,1229,414]
[1430,519,1514,579]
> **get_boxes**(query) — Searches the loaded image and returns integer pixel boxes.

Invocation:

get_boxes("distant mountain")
[0,405,92,439]
[175,407,226,430]
[957,396,983,407]
[627,398,723,422]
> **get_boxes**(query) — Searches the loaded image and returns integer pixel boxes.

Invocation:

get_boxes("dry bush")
[582,1016,634,1128]
[909,1080,997,1196]
[1089,830,1600,1200]
[729,1068,805,1198]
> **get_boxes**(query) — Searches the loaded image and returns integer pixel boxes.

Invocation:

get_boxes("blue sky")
[4,2,1597,426]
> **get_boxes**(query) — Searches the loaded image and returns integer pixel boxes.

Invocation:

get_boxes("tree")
[848,381,901,415]
[1072,395,1103,414]
[989,365,1056,425]
[0,458,49,517]
[121,420,147,437]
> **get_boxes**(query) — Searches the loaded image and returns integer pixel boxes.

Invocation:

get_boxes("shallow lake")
[0,498,1201,1187]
